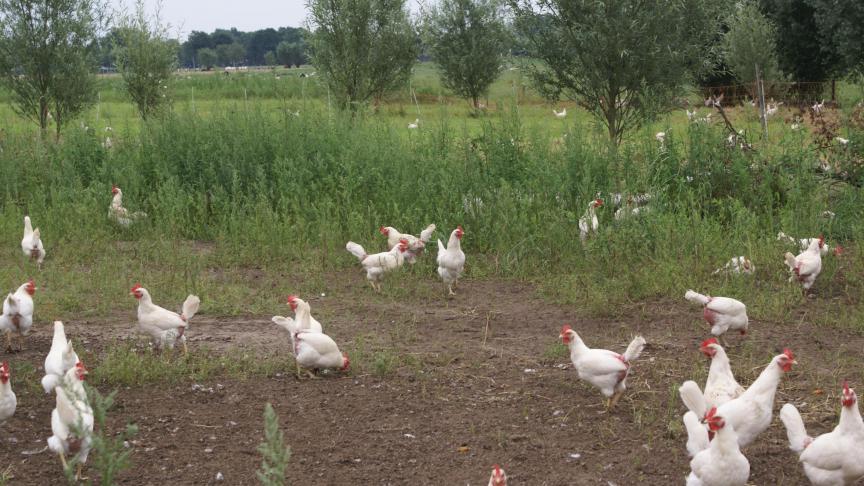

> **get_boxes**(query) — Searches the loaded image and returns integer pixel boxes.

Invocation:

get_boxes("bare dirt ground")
[2,272,864,485]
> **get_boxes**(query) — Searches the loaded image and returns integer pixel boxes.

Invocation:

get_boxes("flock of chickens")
[0,180,860,484]
[0,188,468,479]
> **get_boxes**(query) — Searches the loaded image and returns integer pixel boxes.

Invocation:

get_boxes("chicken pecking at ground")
[379,224,436,264]
[293,330,349,378]
[273,295,324,375]
[699,338,744,410]
[559,325,646,409]
[21,216,45,266]
[437,226,465,296]
[48,364,93,481]
[685,407,750,486]
[488,464,507,486]
[785,238,823,291]
[780,381,864,485]
[0,362,16,422]
[346,238,409,292]
[42,321,80,393]
[131,284,200,354]
[0,279,37,352]
[108,185,147,227]
[680,349,796,448]
[684,290,748,345]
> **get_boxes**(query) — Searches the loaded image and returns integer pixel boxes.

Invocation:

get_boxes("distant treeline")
[95,26,309,69]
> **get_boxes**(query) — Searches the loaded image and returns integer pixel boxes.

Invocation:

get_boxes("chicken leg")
[76,463,87,481]
[609,390,623,409]
[58,452,68,471]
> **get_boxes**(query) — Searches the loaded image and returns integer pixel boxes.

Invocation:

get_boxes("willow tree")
[0,0,109,137]
[511,0,725,145]
[306,0,419,109]
[424,0,510,109]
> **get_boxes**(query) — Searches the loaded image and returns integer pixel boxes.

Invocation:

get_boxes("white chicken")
[700,338,744,409]
[346,238,409,291]
[130,284,200,353]
[48,365,93,481]
[785,238,823,290]
[108,185,147,226]
[0,279,37,352]
[553,108,567,118]
[488,464,507,486]
[380,224,436,264]
[293,330,349,377]
[680,349,796,448]
[579,199,603,242]
[780,381,864,485]
[686,407,750,486]
[777,232,840,257]
[437,226,465,296]
[712,256,754,275]
[42,321,80,393]
[21,215,45,265]
[684,290,748,344]
[0,362,16,422]
[559,325,646,409]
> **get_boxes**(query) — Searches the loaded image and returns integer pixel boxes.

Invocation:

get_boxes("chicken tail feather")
[346,241,367,261]
[23,215,32,234]
[623,335,646,362]
[182,295,201,321]
[679,380,707,418]
[419,224,436,243]
[784,252,797,270]
[780,403,811,453]
[683,411,709,457]
[684,290,710,305]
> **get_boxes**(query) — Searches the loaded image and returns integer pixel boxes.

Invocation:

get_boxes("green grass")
[0,64,861,332]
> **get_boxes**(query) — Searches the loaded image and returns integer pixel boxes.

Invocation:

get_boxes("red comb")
[843,380,850,393]
[0,362,8,372]
[783,348,795,360]
[131,283,142,292]
[700,337,718,348]
[704,407,718,420]
[560,324,572,334]
[287,295,298,302]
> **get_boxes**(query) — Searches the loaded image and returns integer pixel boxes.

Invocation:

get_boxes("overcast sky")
[111,1,422,38]
[110,0,309,37]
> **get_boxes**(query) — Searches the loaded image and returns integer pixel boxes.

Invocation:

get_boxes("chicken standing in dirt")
[293,330,349,378]
[558,325,646,409]
[21,215,45,266]
[488,464,507,485]
[0,362,16,422]
[48,364,93,481]
[699,338,744,409]
[780,381,864,485]
[346,238,409,292]
[130,284,200,354]
[42,321,80,393]
[685,407,750,486]
[785,238,823,291]
[380,224,436,264]
[273,295,323,376]
[437,226,465,295]
[684,290,748,345]
[680,349,796,448]
[0,279,37,352]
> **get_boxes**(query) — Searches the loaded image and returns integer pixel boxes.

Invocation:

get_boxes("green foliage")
[264,51,277,67]
[86,385,138,486]
[723,0,781,85]
[809,0,864,76]
[257,403,291,486]
[114,0,178,120]
[275,41,307,68]
[217,42,246,66]
[306,0,419,109]
[423,0,510,108]
[0,0,108,136]
[197,47,218,69]
[511,0,725,145]
[760,0,837,82]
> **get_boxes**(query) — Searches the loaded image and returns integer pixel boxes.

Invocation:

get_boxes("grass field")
[0,63,863,484]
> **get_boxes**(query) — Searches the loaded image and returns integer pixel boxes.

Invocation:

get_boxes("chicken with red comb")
[437,226,465,296]
[0,362,16,422]
[346,238,409,292]
[684,290,749,345]
[0,279,37,352]
[559,324,646,409]
[488,464,507,486]
[686,407,749,486]
[780,380,864,485]
[699,338,744,409]
[131,285,200,354]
